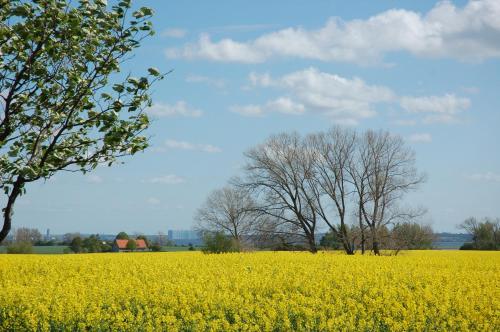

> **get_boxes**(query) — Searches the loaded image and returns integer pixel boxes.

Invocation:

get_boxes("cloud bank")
[166,0,500,64]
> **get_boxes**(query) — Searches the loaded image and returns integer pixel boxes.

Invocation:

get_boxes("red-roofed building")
[112,238,149,252]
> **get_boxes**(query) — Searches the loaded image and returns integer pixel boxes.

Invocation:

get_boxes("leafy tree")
[459,217,499,250]
[63,233,81,245]
[115,232,129,240]
[320,230,342,250]
[126,239,136,250]
[69,236,83,253]
[83,234,103,253]
[0,0,164,243]
[202,231,239,254]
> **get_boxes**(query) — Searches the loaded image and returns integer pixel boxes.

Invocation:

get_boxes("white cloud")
[86,175,103,184]
[165,34,265,63]
[266,97,305,115]
[408,133,432,143]
[400,94,470,124]
[400,94,470,114]
[185,74,226,89]
[466,172,500,182]
[229,105,264,117]
[166,0,500,64]
[239,68,471,125]
[161,28,187,38]
[147,175,185,185]
[235,67,395,124]
[147,197,161,205]
[162,139,222,153]
[146,101,202,118]
[200,144,222,153]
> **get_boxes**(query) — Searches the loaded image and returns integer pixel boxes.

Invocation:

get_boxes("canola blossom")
[0,251,498,331]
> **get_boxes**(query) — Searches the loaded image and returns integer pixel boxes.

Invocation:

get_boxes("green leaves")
[148,67,160,76]
[0,0,163,203]
[132,7,154,18]
[10,4,31,18]
[112,84,125,93]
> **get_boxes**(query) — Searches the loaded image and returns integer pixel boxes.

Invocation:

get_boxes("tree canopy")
[0,0,164,242]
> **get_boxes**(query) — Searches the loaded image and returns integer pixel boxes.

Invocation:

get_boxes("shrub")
[6,241,33,254]
[460,242,475,250]
[202,232,239,254]
[150,244,162,252]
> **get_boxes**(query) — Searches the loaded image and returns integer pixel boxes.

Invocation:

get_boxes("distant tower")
[46,228,50,241]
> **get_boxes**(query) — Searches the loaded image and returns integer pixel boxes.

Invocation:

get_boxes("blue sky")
[15,0,500,234]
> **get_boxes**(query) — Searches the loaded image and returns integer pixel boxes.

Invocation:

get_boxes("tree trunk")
[343,241,355,255]
[358,200,365,254]
[339,222,354,255]
[0,179,24,244]
[307,234,318,253]
[371,228,380,255]
[360,231,366,255]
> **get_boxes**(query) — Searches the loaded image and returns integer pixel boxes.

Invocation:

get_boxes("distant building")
[112,239,148,252]
[45,229,50,241]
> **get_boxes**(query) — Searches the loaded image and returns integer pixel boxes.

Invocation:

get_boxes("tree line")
[196,127,432,255]
[459,217,500,250]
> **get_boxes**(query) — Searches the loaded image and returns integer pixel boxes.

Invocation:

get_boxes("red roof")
[115,239,147,249]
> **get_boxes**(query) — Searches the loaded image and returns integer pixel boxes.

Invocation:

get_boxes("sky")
[13,0,500,234]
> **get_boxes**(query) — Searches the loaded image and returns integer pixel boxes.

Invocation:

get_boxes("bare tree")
[243,133,319,253]
[391,222,435,254]
[351,130,425,255]
[14,227,42,244]
[195,184,256,248]
[307,127,357,254]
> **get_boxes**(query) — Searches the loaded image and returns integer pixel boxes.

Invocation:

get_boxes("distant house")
[112,239,149,252]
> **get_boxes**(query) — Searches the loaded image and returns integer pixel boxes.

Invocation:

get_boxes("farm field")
[0,251,498,331]
[0,245,69,254]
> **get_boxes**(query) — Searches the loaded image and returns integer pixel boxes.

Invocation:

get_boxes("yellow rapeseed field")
[0,251,498,331]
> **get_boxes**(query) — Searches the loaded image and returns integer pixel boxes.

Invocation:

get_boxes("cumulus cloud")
[165,34,265,63]
[234,67,395,124]
[147,175,185,185]
[408,133,432,143]
[400,94,470,124]
[161,28,187,38]
[161,139,222,153]
[237,68,471,124]
[266,97,305,115]
[166,0,500,64]
[146,101,202,118]
[466,172,500,182]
